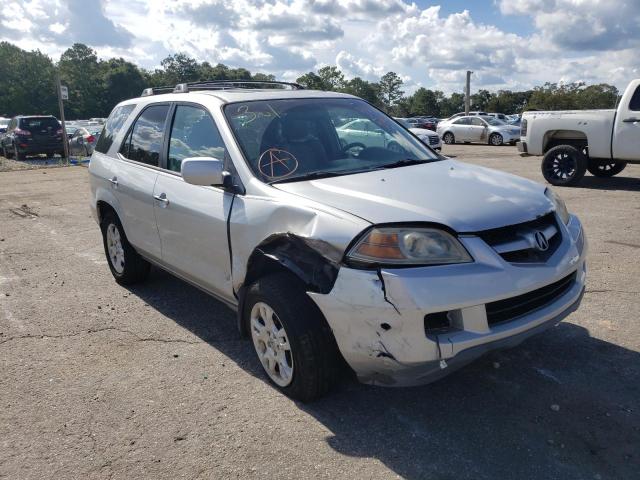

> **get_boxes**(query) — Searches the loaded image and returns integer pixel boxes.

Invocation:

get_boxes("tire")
[541,145,587,186]
[489,133,503,146]
[443,132,455,144]
[2,145,11,159]
[100,211,150,285]
[587,159,627,177]
[14,145,24,161]
[245,272,340,402]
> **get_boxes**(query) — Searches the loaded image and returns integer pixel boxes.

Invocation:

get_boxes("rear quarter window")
[95,104,136,154]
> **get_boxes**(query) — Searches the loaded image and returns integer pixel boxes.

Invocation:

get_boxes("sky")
[2,0,639,93]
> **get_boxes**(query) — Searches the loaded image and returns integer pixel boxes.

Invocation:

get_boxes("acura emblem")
[534,231,549,251]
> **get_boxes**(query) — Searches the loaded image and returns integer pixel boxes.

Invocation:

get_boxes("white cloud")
[0,0,637,95]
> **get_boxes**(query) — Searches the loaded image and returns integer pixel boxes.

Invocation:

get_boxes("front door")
[612,84,640,161]
[153,104,235,301]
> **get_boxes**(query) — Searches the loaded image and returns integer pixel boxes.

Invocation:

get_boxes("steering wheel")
[341,142,366,157]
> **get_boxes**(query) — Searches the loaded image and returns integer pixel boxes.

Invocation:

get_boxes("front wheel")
[587,159,627,177]
[541,145,587,186]
[245,272,341,401]
[442,132,455,144]
[14,145,24,161]
[100,211,150,285]
[489,133,503,146]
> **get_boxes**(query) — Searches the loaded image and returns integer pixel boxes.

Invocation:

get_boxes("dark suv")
[1,116,64,160]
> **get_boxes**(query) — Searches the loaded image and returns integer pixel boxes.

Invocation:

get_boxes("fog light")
[424,311,452,334]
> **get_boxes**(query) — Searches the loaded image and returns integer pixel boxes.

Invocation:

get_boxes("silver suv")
[89,81,587,401]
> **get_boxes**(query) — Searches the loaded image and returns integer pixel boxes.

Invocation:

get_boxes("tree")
[296,72,327,90]
[317,66,345,91]
[409,88,440,116]
[378,72,404,112]
[343,77,380,105]
[100,58,147,114]
[59,43,102,118]
[471,89,493,111]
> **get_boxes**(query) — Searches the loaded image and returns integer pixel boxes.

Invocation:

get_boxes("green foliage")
[0,41,622,121]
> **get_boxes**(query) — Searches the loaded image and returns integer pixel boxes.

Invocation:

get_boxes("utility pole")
[56,74,70,163]
[465,70,472,115]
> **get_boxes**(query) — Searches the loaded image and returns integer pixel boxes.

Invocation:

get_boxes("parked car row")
[0,115,105,160]
[437,115,521,146]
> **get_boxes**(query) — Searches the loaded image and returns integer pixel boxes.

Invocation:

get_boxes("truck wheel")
[443,132,455,144]
[100,211,150,285]
[489,133,503,146]
[541,145,587,186]
[587,160,627,177]
[245,272,340,402]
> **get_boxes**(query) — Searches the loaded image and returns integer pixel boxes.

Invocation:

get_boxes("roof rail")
[140,86,175,97]
[173,80,304,93]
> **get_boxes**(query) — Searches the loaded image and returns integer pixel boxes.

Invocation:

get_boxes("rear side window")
[454,118,470,125]
[119,104,169,167]
[167,105,226,173]
[95,104,136,154]
[630,85,640,111]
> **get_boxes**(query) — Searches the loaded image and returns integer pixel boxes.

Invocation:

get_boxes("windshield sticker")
[235,104,281,125]
[258,148,298,179]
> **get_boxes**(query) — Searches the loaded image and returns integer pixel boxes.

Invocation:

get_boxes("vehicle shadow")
[126,268,640,480]
[571,174,640,192]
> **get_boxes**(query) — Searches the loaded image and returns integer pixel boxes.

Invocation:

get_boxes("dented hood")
[274,160,553,232]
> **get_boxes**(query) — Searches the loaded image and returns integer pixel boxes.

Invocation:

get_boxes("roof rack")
[140,80,304,97]
[141,86,175,97]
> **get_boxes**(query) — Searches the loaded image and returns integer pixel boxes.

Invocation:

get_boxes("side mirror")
[181,157,226,186]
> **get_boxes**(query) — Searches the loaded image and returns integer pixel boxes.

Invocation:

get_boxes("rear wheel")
[2,145,11,159]
[587,159,627,177]
[489,133,503,146]
[443,132,455,144]
[541,145,587,186]
[100,211,150,285]
[14,145,24,161]
[245,272,340,402]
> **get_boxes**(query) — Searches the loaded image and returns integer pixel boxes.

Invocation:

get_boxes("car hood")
[273,160,553,232]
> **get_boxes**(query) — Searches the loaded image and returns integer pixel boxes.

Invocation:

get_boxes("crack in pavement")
[0,326,201,346]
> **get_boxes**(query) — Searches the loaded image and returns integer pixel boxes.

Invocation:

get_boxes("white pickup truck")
[518,79,640,186]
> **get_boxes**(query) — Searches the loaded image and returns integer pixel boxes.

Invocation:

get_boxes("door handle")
[622,117,640,123]
[108,176,118,187]
[153,193,169,205]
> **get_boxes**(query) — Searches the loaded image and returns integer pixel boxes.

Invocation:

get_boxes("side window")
[470,117,485,126]
[454,118,469,125]
[122,104,169,167]
[167,105,226,173]
[629,85,640,111]
[95,104,136,154]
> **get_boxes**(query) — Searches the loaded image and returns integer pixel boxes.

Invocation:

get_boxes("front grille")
[428,135,439,145]
[486,271,576,325]
[476,213,561,263]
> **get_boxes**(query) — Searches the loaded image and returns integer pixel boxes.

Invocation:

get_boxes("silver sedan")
[437,115,521,146]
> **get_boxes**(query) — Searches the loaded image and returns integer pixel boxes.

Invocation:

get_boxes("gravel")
[1,145,639,479]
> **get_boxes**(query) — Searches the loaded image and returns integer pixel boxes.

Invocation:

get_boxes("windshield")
[224,98,439,183]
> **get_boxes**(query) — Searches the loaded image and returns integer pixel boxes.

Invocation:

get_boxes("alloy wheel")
[106,223,125,274]
[544,151,576,182]
[250,301,294,387]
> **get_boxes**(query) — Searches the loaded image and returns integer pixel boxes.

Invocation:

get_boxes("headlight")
[545,188,570,224]
[346,227,473,266]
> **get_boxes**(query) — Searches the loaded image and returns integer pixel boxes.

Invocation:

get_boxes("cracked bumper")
[308,214,587,386]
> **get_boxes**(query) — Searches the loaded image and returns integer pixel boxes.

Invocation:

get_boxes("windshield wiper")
[269,170,346,184]
[374,158,431,170]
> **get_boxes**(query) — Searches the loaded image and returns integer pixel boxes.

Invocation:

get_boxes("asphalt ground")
[1,145,639,479]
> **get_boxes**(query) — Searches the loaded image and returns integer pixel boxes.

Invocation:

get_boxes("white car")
[88,81,586,400]
[519,79,640,185]
[437,116,521,146]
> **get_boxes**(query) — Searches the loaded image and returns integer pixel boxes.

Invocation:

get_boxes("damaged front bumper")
[308,214,587,386]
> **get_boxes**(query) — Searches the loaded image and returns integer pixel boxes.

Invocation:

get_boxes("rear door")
[451,117,470,141]
[153,103,234,301]
[612,83,640,161]
[114,103,170,261]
